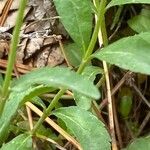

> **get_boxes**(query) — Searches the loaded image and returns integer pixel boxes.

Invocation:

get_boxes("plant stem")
[97,3,118,150]
[32,88,66,134]
[32,0,107,133]
[77,0,107,74]
[0,0,27,115]
[110,6,123,30]
[85,0,107,58]
[101,18,108,46]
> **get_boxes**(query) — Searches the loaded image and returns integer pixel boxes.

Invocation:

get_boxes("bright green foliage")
[107,0,150,8]
[119,96,132,119]
[118,87,133,119]
[124,136,150,150]
[128,9,150,33]
[1,0,150,149]
[74,66,103,110]
[0,74,3,95]
[93,32,150,75]
[128,15,150,33]
[53,0,92,52]
[81,66,103,81]
[0,67,100,144]
[0,74,3,87]
[0,86,51,145]
[31,97,46,110]
[17,121,55,139]
[12,67,100,99]
[0,134,32,150]
[64,43,83,67]
[73,93,92,110]
[52,106,111,150]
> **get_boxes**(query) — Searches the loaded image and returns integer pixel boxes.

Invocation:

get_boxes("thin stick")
[36,134,67,150]
[136,111,150,136]
[100,71,132,109]
[13,60,35,148]
[58,39,72,68]
[92,101,106,125]
[42,93,73,100]
[26,106,34,130]
[112,97,123,148]
[0,59,33,74]
[26,106,37,150]
[125,120,134,138]
[103,62,118,150]
[25,102,82,150]
[93,1,118,149]
[0,0,14,26]
[0,58,33,71]
[132,83,150,108]
[24,16,60,31]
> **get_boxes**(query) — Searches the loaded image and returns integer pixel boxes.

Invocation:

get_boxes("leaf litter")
[0,0,69,70]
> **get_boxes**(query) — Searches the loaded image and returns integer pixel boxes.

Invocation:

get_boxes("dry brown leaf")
[33,47,51,68]
[0,32,11,58]
[0,0,67,70]
[24,20,51,34]
[4,7,30,29]
[17,38,28,63]
[25,37,44,59]
[43,35,61,46]
[0,39,9,58]
[47,46,64,67]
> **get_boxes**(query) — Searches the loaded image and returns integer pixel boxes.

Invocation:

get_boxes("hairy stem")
[0,0,27,115]
[77,0,107,73]
[32,89,66,134]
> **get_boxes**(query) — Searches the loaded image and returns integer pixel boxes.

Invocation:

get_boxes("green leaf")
[107,0,150,8]
[12,67,100,99]
[118,87,133,119]
[93,32,150,75]
[0,74,3,87]
[31,97,46,109]
[74,93,92,110]
[82,66,103,81]
[17,121,55,138]
[0,134,32,150]
[0,67,100,144]
[128,9,150,33]
[0,86,51,145]
[0,74,3,95]
[64,43,83,67]
[74,66,103,110]
[52,106,111,150]
[124,136,150,150]
[53,0,92,52]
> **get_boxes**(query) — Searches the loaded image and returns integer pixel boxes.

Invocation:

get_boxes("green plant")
[0,0,150,149]
[0,0,109,149]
